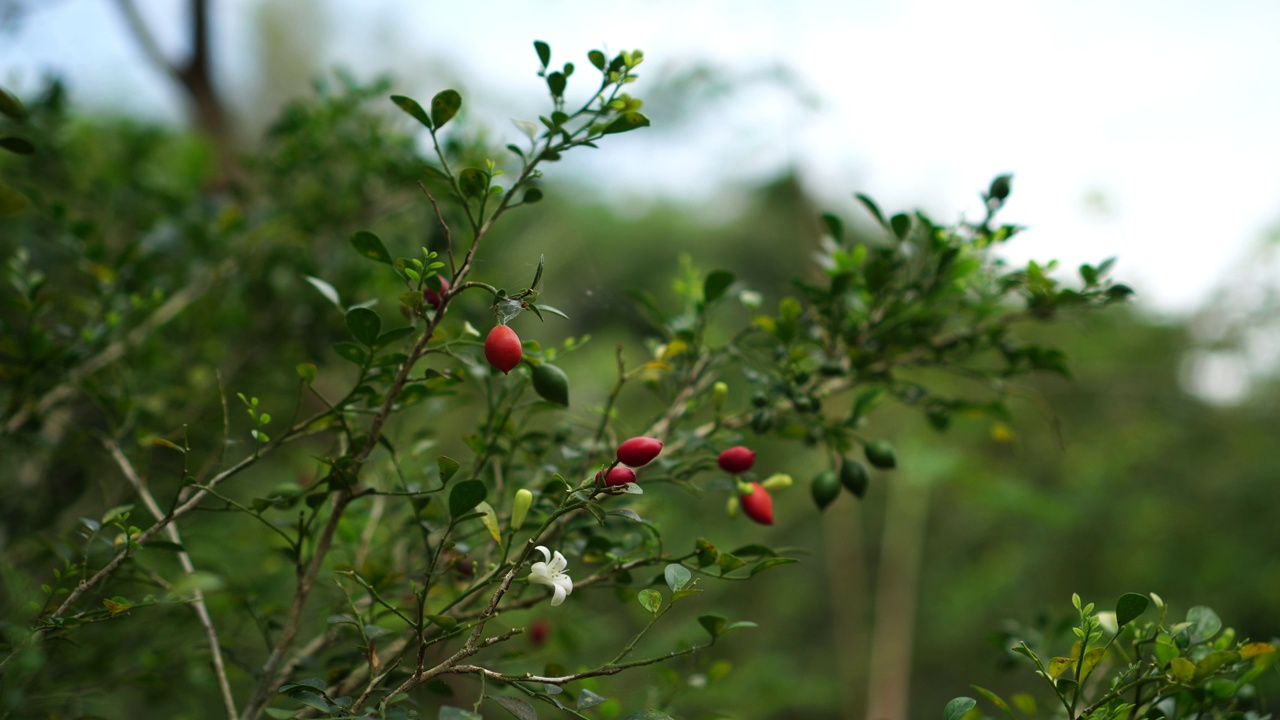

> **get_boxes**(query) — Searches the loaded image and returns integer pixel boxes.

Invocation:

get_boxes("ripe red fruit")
[718,445,756,474]
[616,436,663,467]
[597,466,637,488]
[740,482,774,525]
[530,618,549,646]
[485,325,522,375]
[422,276,451,309]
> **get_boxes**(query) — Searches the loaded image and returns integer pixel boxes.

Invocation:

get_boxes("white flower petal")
[550,583,567,606]
[534,545,551,563]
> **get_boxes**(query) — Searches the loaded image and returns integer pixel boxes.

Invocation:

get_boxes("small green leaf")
[390,94,432,129]
[427,615,458,630]
[623,712,674,720]
[664,564,692,592]
[143,540,185,553]
[374,326,415,350]
[448,480,487,519]
[638,588,662,615]
[0,136,34,155]
[439,707,483,720]
[1115,592,1149,627]
[587,50,606,71]
[305,276,342,310]
[531,363,569,406]
[430,90,462,129]
[699,614,727,638]
[0,86,27,120]
[350,231,392,265]
[703,270,735,304]
[855,192,889,228]
[890,213,911,240]
[1186,605,1222,643]
[971,686,1013,719]
[438,456,461,483]
[1046,656,1074,678]
[749,557,798,576]
[577,689,607,710]
[821,212,844,243]
[602,112,650,135]
[346,308,381,347]
[534,40,551,67]
[491,695,537,720]
[717,553,745,575]
[296,363,317,383]
[943,697,977,720]
[332,342,367,366]
[546,72,566,98]
[1192,650,1240,683]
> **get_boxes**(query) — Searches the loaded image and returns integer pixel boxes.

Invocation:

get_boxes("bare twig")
[104,439,238,720]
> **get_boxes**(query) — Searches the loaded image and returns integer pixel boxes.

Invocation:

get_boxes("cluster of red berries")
[596,436,663,487]
[718,445,773,526]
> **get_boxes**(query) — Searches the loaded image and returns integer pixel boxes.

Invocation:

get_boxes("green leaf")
[374,326,415,350]
[890,213,911,240]
[143,540,185,553]
[0,183,29,218]
[943,697,976,720]
[491,695,537,720]
[534,40,551,68]
[448,480,487,519]
[546,72,566,98]
[821,212,844,243]
[587,50,606,71]
[855,192,889,228]
[638,588,662,615]
[296,363,317,383]
[458,168,487,198]
[531,363,569,406]
[350,231,392,265]
[430,90,462,129]
[703,270,735,304]
[332,342,367,366]
[427,615,458,631]
[1186,605,1222,643]
[576,689,607,710]
[305,276,342,310]
[717,553,745,575]
[1115,592,1150,627]
[749,557,798,577]
[438,456,461,483]
[1193,650,1241,683]
[623,712,674,720]
[602,112,650,135]
[439,707,483,720]
[971,686,1013,719]
[529,303,569,320]
[0,136,34,155]
[346,308,381,347]
[0,86,27,120]
[390,94,432,129]
[699,614,727,638]
[523,188,544,204]
[664,564,692,592]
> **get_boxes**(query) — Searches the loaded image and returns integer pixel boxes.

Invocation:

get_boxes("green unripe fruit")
[811,470,841,510]
[511,489,533,530]
[840,459,869,498]
[761,473,793,492]
[864,440,897,469]
[531,363,569,406]
[713,381,728,411]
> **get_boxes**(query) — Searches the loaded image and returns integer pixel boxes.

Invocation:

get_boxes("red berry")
[740,482,774,525]
[485,325,522,375]
[616,436,663,467]
[718,445,756,474]
[530,618,549,646]
[423,276,451,309]
[598,466,637,488]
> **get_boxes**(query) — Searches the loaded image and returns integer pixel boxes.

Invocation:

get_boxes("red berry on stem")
[616,436,663,467]
[598,466,637,488]
[423,276,451,309]
[740,482,774,525]
[485,325,522,375]
[530,618,549,646]
[718,445,756,474]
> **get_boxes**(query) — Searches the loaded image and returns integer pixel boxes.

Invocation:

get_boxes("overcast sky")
[3,0,1280,318]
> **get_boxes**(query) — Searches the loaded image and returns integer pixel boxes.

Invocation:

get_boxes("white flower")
[528,545,573,606]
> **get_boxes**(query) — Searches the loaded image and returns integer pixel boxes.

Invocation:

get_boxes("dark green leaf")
[529,304,569,320]
[703,270,735,304]
[448,480,487,519]
[0,183,29,218]
[587,50,606,71]
[855,192,889,228]
[0,86,27,120]
[602,112,650,135]
[534,40,551,68]
[491,695,537,720]
[374,326,415,350]
[438,456,461,483]
[664,564,692,592]
[531,363,569,406]
[890,213,911,240]
[430,90,462,129]
[988,174,1013,202]
[1116,592,1150,627]
[943,697,977,720]
[346,308,381,347]
[0,136,34,155]
[821,212,844,243]
[458,168,487,198]
[623,713,674,720]
[698,614,727,638]
[332,342,367,366]
[143,540,185,553]
[749,557,798,576]
[546,72,566,98]
[390,95,432,129]
[350,231,392,265]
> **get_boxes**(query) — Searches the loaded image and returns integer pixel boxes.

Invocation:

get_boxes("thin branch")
[104,439,238,720]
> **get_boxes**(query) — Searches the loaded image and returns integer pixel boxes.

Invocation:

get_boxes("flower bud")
[713,381,728,411]
[761,473,793,492]
[511,489,533,530]
[725,495,740,519]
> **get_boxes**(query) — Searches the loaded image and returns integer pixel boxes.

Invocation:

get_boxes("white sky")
[3,0,1280,316]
